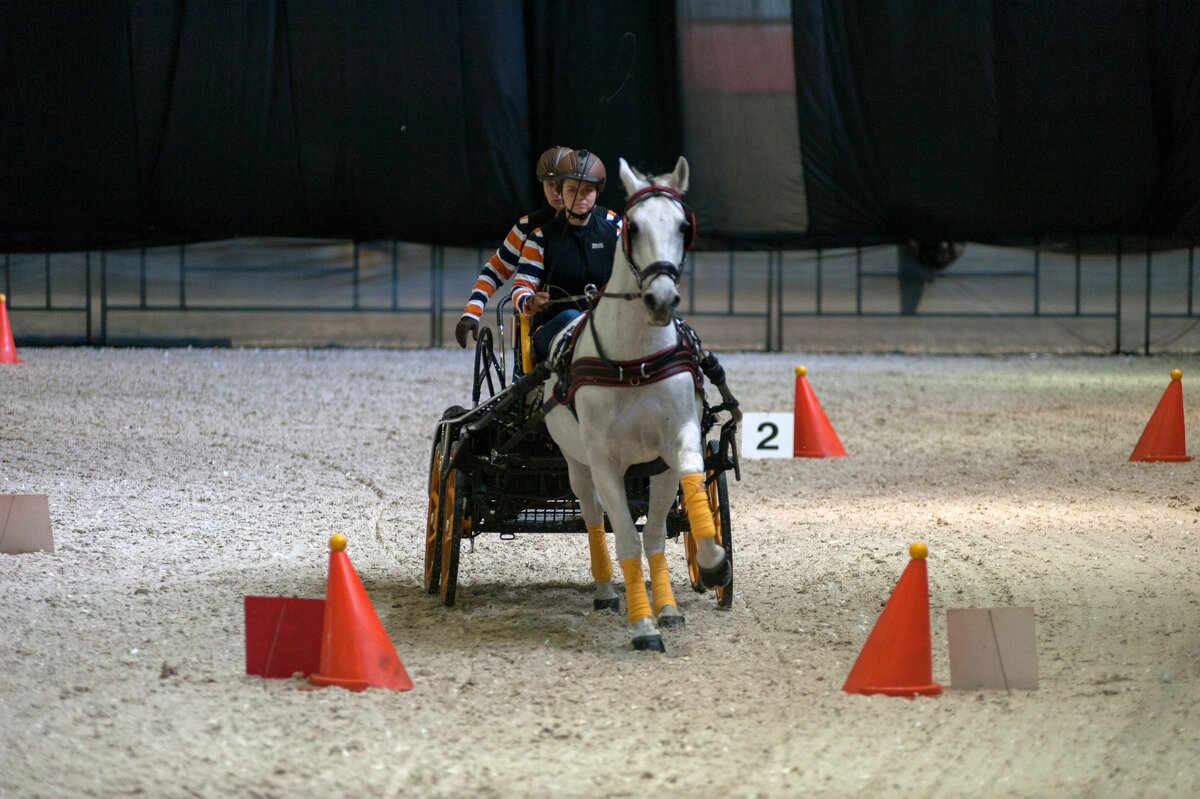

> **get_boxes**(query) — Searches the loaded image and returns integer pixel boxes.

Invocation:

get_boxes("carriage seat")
[514,311,536,376]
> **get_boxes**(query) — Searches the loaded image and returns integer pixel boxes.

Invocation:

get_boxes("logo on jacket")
[591,242,605,249]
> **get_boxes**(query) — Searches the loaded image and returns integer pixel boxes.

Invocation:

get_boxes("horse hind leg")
[587,522,619,611]
[564,455,619,612]
[649,552,683,627]
[680,472,729,589]
[646,471,683,628]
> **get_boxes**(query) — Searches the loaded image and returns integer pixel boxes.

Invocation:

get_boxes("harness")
[546,316,704,416]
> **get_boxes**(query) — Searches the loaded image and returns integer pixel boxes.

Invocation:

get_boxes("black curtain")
[794,0,1200,241]
[4,1,1200,252]
[0,0,535,251]
[523,0,682,214]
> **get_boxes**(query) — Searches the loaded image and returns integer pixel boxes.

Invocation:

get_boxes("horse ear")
[671,156,689,194]
[619,157,648,196]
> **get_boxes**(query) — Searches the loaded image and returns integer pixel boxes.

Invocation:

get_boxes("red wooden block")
[244,596,325,678]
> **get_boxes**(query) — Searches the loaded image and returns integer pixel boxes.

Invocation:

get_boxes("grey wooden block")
[947,607,1038,691]
[0,494,55,554]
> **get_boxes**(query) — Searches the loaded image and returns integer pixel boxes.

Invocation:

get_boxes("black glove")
[455,317,479,348]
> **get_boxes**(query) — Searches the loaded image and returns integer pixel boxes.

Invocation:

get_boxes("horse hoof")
[593,596,620,612]
[633,635,666,653]
[699,559,730,590]
[657,612,685,628]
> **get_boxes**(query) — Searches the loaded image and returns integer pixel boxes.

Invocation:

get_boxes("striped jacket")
[460,205,557,322]
[511,208,622,318]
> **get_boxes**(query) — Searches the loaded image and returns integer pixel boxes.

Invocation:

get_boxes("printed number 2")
[757,421,780,450]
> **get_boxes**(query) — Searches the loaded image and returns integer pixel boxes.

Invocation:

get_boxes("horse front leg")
[563,454,618,612]
[589,464,664,653]
[674,425,729,590]
[645,471,683,628]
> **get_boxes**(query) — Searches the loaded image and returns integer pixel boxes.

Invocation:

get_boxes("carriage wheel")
[438,470,471,607]
[684,441,734,608]
[424,407,466,594]
[423,431,445,594]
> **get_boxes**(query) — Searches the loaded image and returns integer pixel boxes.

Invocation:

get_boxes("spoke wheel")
[423,431,445,594]
[439,470,470,607]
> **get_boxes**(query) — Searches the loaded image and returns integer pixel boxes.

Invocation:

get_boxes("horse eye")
[626,221,638,233]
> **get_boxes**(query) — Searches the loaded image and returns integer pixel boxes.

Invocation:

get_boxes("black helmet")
[536,146,573,182]
[559,149,606,192]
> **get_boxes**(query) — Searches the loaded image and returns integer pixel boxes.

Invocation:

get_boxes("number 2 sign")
[740,413,794,459]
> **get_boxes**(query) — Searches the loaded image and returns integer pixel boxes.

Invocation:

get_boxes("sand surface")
[2,347,1199,798]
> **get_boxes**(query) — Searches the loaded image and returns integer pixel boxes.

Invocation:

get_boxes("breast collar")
[546,316,703,416]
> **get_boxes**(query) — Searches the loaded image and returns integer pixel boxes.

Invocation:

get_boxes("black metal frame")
[4,238,1198,353]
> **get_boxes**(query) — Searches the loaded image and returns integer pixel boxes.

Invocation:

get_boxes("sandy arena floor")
[2,347,1199,798]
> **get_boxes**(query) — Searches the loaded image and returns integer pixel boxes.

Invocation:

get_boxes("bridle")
[573,182,698,368]
[545,183,699,307]
[619,184,699,293]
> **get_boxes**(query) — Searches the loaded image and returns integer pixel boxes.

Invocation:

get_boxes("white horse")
[543,156,728,652]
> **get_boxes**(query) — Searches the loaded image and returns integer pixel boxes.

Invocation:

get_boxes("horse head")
[618,156,694,326]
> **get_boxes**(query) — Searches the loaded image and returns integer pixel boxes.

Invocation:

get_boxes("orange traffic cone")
[0,294,21,364]
[1129,370,1192,462]
[843,542,942,697]
[309,534,413,691]
[794,366,846,457]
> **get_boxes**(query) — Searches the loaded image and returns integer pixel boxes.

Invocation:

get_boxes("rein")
[541,285,641,308]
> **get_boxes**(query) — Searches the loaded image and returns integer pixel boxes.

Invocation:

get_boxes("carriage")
[422,294,741,611]
[423,155,741,653]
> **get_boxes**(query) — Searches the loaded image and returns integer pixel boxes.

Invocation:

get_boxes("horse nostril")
[670,295,681,309]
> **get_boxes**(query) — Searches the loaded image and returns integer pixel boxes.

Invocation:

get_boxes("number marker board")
[741,413,794,459]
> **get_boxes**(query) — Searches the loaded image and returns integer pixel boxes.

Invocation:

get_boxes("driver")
[454,146,573,348]
[511,149,621,360]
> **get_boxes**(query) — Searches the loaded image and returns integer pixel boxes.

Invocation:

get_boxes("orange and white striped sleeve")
[460,215,534,321]
[510,226,546,316]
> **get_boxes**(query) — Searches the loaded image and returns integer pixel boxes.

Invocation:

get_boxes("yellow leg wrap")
[619,558,652,624]
[647,551,676,616]
[586,523,613,584]
[680,473,717,541]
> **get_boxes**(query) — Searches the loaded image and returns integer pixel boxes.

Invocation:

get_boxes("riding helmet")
[560,149,606,192]
[536,146,573,182]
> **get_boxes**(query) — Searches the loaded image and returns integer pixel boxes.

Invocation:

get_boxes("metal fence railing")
[3,237,1197,354]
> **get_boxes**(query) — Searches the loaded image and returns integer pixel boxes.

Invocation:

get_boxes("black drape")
[794,0,1200,241]
[0,0,535,251]
[523,0,682,213]
[3,1,1200,252]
